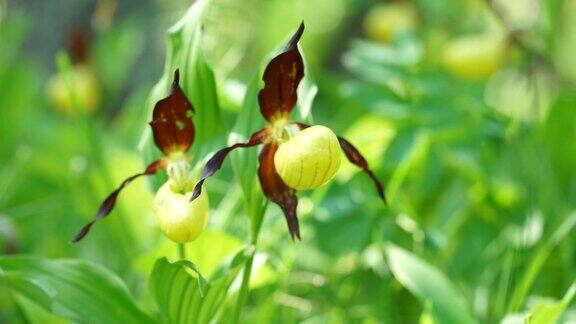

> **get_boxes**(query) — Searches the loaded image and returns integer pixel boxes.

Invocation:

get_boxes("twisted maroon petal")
[338,137,387,204]
[295,122,387,204]
[190,129,270,202]
[72,159,166,242]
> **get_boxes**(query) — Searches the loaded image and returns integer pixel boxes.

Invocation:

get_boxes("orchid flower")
[73,70,209,243]
[190,23,386,240]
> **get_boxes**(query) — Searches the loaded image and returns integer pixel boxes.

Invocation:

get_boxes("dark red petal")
[72,159,166,243]
[67,26,91,64]
[258,143,300,240]
[149,69,196,155]
[338,137,387,204]
[190,129,270,202]
[258,22,305,122]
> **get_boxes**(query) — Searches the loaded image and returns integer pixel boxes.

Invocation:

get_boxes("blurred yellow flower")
[442,34,507,81]
[45,64,100,114]
[363,2,418,44]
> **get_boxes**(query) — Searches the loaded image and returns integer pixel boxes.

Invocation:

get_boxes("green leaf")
[343,36,423,86]
[149,257,202,324]
[528,280,576,324]
[529,302,565,324]
[0,255,154,323]
[385,244,477,324]
[295,61,318,121]
[135,230,243,280]
[229,75,266,211]
[149,248,250,324]
[386,132,430,202]
[171,11,226,160]
[139,0,225,189]
[508,212,576,312]
[92,20,145,97]
[12,294,68,324]
[0,271,54,310]
[313,214,375,256]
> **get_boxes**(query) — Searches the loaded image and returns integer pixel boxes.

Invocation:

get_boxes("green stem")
[232,200,268,323]
[233,249,256,322]
[178,243,187,260]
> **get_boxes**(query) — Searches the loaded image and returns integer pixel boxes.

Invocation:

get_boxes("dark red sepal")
[258,22,305,122]
[293,122,310,130]
[258,143,300,240]
[150,69,195,155]
[338,137,387,204]
[67,27,91,64]
[72,159,166,243]
[190,129,271,202]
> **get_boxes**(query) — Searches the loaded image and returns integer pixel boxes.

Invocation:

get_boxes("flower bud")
[274,125,341,190]
[153,181,209,243]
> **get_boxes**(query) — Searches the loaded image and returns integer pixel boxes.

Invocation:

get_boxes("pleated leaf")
[149,248,249,324]
[0,255,154,324]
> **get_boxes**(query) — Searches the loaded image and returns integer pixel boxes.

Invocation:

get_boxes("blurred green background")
[1,0,576,323]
